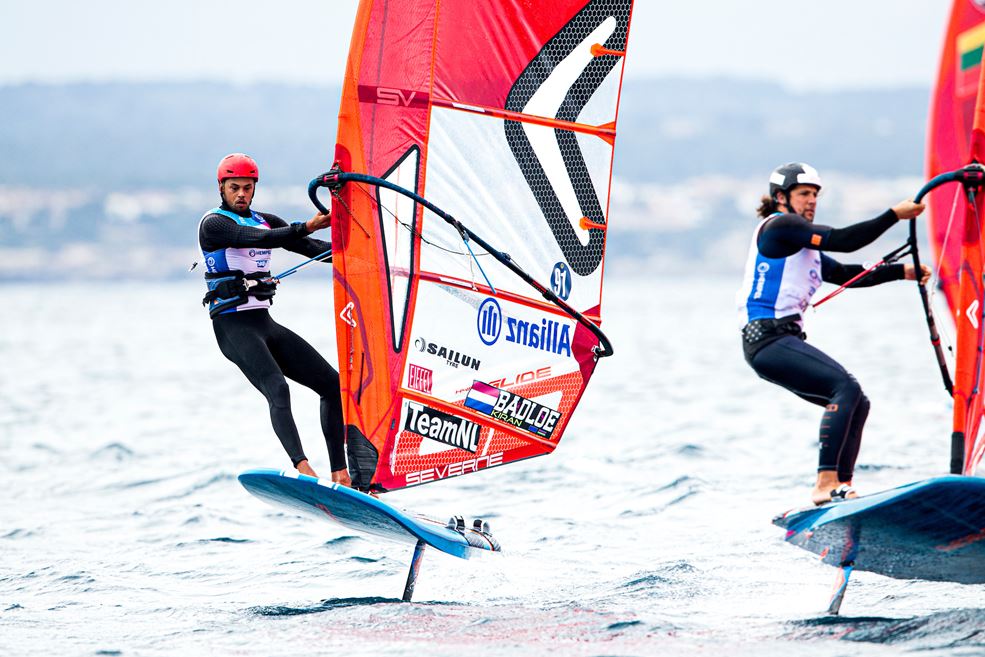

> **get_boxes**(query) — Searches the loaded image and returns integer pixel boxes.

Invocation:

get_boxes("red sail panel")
[951,180,985,475]
[960,44,985,475]
[928,0,985,311]
[331,0,634,491]
[934,0,985,476]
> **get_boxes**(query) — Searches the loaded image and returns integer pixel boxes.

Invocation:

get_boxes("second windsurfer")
[736,162,928,505]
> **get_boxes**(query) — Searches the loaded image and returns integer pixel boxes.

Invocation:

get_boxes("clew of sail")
[326,0,635,492]
[927,0,985,476]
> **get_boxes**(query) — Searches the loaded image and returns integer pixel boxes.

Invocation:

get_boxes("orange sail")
[328,0,635,491]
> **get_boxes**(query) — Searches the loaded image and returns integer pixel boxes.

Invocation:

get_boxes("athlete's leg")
[266,319,348,477]
[748,336,867,501]
[838,394,870,484]
[212,312,308,468]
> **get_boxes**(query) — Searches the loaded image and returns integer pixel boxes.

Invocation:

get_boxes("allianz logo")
[476,298,572,358]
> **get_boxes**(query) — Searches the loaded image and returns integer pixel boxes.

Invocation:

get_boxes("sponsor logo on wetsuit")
[414,337,480,370]
[247,249,271,268]
[753,262,770,299]
[477,298,572,357]
[404,401,480,453]
[407,364,433,394]
[465,381,561,439]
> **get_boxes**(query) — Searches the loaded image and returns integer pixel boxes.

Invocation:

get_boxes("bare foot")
[811,483,857,505]
[331,468,352,487]
[296,460,319,478]
[811,472,857,505]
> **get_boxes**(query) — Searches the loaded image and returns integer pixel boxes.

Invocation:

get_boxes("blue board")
[774,475,985,583]
[238,469,500,559]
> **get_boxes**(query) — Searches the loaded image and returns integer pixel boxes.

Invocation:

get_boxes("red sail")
[928,0,985,311]
[330,1,635,491]
[929,0,985,475]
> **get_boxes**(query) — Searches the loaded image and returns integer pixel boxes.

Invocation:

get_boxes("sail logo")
[465,381,561,439]
[404,452,503,486]
[406,364,433,395]
[488,366,552,390]
[414,337,480,370]
[378,88,418,106]
[477,298,573,357]
[477,298,502,345]
[340,301,357,328]
[453,366,553,397]
[404,401,480,453]
[358,84,429,109]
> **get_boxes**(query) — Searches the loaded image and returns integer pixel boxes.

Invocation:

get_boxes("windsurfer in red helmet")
[199,153,350,486]
[737,162,929,505]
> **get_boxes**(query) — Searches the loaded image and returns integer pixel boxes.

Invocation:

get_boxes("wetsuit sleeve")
[260,213,332,259]
[758,210,899,259]
[820,254,905,287]
[199,213,311,252]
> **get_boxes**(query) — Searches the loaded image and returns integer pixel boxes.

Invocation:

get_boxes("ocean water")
[2,276,983,656]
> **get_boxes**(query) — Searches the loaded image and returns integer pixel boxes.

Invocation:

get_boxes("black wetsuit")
[742,210,905,480]
[199,203,345,470]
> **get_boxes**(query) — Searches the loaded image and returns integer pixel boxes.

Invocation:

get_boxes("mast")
[955,50,985,475]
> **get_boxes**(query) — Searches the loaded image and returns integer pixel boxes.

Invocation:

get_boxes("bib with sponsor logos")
[736,214,822,327]
[199,208,274,315]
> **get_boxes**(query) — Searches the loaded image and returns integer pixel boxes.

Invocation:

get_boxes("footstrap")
[829,484,855,502]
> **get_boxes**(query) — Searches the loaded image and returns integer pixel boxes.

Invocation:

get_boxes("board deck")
[774,475,985,583]
[238,469,500,559]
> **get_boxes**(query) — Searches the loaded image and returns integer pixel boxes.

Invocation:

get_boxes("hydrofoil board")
[774,475,985,583]
[239,468,500,559]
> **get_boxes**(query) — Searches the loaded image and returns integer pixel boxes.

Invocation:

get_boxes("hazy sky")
[0,1,952,90]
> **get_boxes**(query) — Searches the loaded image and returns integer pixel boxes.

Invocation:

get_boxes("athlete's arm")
[199,213,311,252]
[259,213,332,259]
[758,210,899,259]
[820,254,904,287]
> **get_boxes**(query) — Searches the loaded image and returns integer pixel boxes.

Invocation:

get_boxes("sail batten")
[430,97,619,139]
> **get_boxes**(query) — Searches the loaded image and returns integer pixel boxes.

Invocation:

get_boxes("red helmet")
[217,153,259,183]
